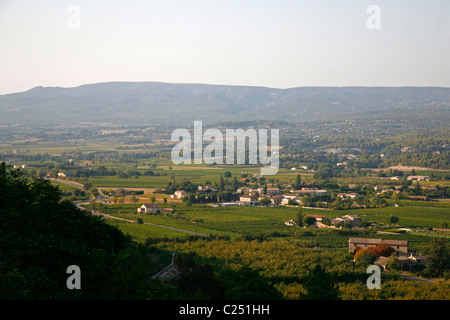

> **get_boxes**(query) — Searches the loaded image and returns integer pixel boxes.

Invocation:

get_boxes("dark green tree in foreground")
[0,162,161,299]
[0,162,283,300]
[426,238,450,277]
[301,265,340,300]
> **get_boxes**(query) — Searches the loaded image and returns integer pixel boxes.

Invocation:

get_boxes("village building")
[407,175,430,181]
[171,190,187,199]
[330,214,361,227]
[348,238,408,255]
[213,202,241,207]
[284,194,298,199]
[236,187,248,194]
[197,185,217,193]
[342,214,361,226]
[374,253,427,270]
[266,187,280,195]
[152,252,182,281]
[57,172,75,178]
[137,204,162,214]
[291,188,327,196]
[337,192,359,199]
[258,195,275,203]
[408,195,430,201]
[331,217,345,225]
[305,214,327,221]
[239,194,258,206]
[13,164,28,169]
[284,220,296,227]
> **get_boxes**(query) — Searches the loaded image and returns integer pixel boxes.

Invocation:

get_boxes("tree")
[293,174,301,189]
[90,187,99,197]
[386,252,400,271]
[151,195,156,204]
[296,209,304,227]
[303,216,316,227]
[260,198,271,206]
[184,200,192,207]
[0,162,164,299]
[300,196,312,207]
[366,244,395,258]
[219,267,282,300]
[354,250,375,267]
[426,238,450,277]
[343,221,354,229]
[130,195,138,204]
[83,182,93,191]
[388,215,399,226]
[90,199,97,210]
[301,265,340,300]
[219,174,225,191]
[232,176,239,190]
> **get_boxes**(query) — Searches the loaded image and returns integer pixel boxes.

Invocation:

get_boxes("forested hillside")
[1,82,449,127]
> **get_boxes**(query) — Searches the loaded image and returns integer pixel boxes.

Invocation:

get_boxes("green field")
[85,200,449,255]
[71,165,313,188]
[104,219,192,243]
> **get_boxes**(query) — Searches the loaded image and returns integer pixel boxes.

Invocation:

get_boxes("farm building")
[407,175,430,181]
[337,193,359,199]
[348,238,408,255]
[239,194,258,205]
[137,204,161,214]
[284,220,296,227]
[171,190,187,199]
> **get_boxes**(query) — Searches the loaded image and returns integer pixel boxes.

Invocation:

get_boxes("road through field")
[51,177,208,237]
[81,206,208,237]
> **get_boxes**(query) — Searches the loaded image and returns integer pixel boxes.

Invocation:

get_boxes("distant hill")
[1,82,449,127]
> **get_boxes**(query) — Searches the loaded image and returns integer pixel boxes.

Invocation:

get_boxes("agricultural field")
[86,200,449,255]
[68,165,314,188]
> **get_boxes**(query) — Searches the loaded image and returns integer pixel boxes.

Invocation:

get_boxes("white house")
[337,193,359,199]
[407,176,430,181]
[57,172,75,178]
[13,164,28,169]
[285,220,296,227]
[171,190,187,199]
[292,188,327,196]
[239,194,258,205]
[137,204,161,214]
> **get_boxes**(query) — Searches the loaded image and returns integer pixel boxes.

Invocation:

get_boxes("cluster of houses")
[236,187,328,207]
[330,214,361,227]
[284,213,362,229]
[168,179,437,208]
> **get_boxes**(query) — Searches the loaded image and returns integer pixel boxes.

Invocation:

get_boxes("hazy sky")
[1,0,449,94]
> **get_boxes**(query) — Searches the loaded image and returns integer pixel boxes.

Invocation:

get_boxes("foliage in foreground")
[1,163,449,300]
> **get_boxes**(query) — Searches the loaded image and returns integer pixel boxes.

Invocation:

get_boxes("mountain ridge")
[1,81,449,127]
